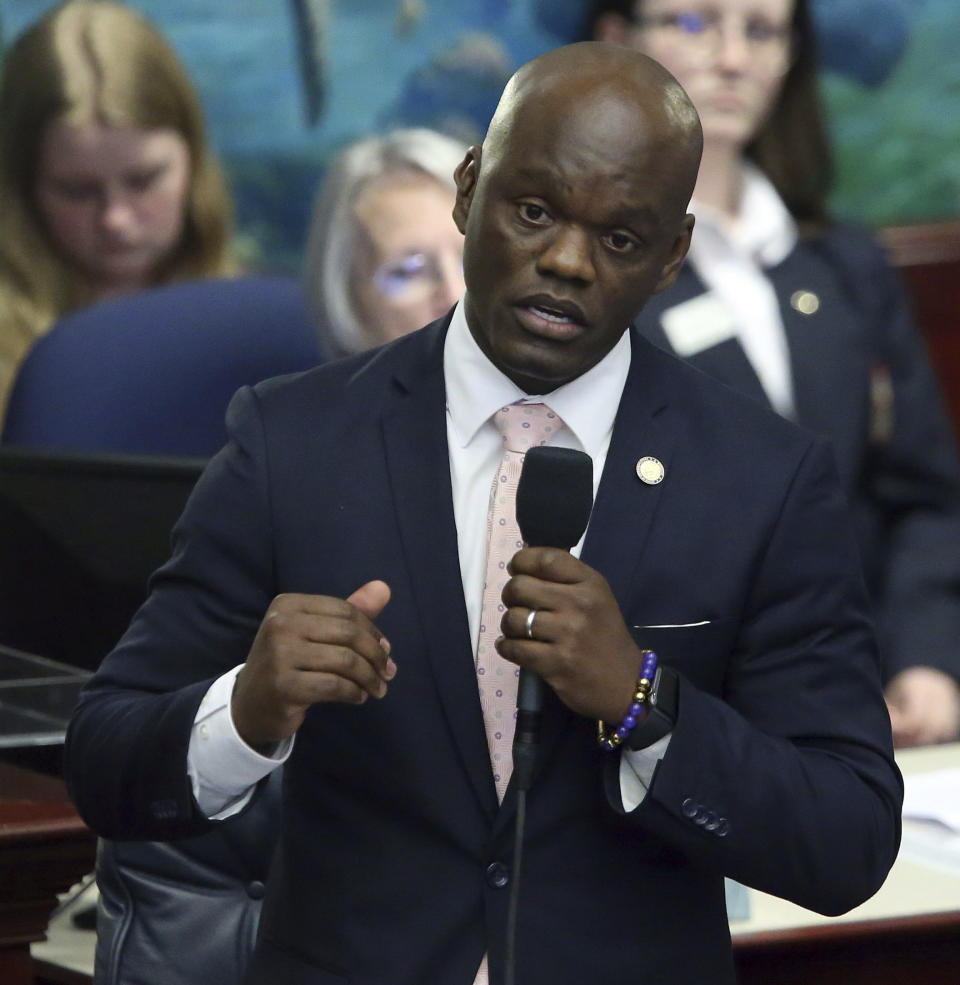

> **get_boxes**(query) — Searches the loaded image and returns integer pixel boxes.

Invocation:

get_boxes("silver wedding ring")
[525,608,537,640]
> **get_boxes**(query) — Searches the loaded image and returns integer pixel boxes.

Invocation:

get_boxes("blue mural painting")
[2,0,957,272]
[813,0,960,226]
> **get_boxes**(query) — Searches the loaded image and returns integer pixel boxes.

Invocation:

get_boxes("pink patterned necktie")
[476,402,561,801]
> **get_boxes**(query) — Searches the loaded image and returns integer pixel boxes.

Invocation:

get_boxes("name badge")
[660,292,738,357]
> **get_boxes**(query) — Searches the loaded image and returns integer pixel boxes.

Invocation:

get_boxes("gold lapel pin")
[636,456,665,485]
[790,290,820,315]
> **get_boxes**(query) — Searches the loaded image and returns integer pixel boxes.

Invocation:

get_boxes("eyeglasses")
[371,251,462,303]
[635,7,794,71]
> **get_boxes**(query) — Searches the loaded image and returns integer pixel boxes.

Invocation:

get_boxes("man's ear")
[653,214,695,294]
[453,146,481,234]
[593,12,632,44]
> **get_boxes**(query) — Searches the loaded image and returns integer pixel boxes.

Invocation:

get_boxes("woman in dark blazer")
[592,0,960,746]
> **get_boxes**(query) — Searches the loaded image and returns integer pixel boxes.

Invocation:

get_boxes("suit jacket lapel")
[382,319,500,821]
[638,269,773,410]
[582,331,677,616]
[687,338,770,409]
[768,258,865,450]
[648,259,866,456]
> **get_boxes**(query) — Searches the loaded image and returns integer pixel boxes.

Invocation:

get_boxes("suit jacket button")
[715,818,730,837]
[246,880,265,899]
[485,862,510,889]
[702,811,719,831]
[681,798,699,820]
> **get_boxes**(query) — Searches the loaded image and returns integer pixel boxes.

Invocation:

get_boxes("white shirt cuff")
[618,733,672,812]
[187,664,292,819]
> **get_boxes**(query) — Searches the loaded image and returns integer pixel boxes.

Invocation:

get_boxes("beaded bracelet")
[597,649,659,751]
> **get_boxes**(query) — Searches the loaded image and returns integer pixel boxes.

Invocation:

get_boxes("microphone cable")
[503,445,593,985]
[504,787,527,985]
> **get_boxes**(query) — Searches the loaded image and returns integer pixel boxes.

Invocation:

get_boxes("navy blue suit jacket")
[635,224,960,683]
[66,317,901,985]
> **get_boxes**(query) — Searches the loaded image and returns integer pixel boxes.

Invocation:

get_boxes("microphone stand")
[504,673,541,985]
[503,446,593,985]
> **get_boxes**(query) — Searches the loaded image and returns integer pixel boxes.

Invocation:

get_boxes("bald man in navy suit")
[66,43,901,985]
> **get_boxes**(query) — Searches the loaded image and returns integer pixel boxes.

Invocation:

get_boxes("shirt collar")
[689,162,797,268]
[444,296,631,458]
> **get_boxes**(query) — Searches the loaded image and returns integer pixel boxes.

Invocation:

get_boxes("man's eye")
[606,232,638,253]
[519,203,547,222]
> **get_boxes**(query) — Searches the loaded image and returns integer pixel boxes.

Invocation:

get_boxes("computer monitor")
[0,448,204,672]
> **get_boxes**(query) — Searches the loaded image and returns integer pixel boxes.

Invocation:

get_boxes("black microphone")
[512,446,593,790]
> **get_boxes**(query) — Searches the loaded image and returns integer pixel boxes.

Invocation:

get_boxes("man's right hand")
[231,580,394,751]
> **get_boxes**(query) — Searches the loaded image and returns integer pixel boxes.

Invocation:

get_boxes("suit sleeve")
[610,437,903,916]
[64,386,276,840]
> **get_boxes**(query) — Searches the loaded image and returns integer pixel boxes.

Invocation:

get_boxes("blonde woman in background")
[303,128,466,358]
[0,0,236,421]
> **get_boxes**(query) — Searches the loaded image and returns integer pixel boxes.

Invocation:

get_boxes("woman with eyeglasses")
[589,0,960,748]
[303,128,466,358]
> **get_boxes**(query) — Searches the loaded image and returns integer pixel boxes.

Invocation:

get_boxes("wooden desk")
[0,763,96,985]
[732,742,960,984]
[14,746,960,985]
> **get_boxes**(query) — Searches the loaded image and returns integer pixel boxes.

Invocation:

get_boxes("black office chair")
[94,772,281,985]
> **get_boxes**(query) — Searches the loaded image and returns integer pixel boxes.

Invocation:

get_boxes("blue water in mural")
[1,0,580,152]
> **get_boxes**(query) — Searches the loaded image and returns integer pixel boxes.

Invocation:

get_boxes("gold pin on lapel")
[790,290,820,315]
[636,456,665,485]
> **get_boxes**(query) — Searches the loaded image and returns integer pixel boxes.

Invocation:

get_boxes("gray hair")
[302,128,467,358]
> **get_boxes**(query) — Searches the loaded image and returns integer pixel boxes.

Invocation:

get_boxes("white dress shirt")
[187,301,666,818]
[684,163,799,418]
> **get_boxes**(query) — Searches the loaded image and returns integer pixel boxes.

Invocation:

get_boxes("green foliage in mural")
[825,3,960,226]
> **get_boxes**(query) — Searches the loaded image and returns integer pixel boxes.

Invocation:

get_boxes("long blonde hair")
[0,0,236,406]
